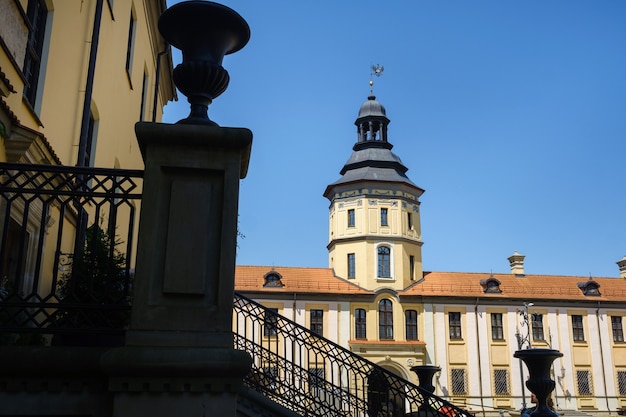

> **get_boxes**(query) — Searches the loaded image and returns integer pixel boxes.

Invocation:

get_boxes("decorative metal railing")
[0,163,471,417]
[0,162,142,343]
[234,292,470,417]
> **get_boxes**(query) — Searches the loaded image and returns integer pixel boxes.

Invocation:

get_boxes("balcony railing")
[0,162,142,343]
[234,292,469,417]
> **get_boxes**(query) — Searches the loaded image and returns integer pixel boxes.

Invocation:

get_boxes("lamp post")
[516,302,534,409]
[520,302,534,349]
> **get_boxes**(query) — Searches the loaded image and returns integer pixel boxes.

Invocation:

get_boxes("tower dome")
[357,94,387,118]
[324,93,422,194]
[355,95,390,146]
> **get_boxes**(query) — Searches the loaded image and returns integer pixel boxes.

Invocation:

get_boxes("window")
[405,310,418,340]
[82,111,97,167]
[612,316,624,342]
[263,272,284,288]
[310,309,323,335]
[572,315,585,342]
[348,209,355,227]
[449,312,462,340]
[407,212,413,229]
[23,0,48,107]
[125,9,136,77]
[532,314,545,341]
[618,370,626,396]
[355,308,366,339]
[262,366,279,392]
[139,71,149,121]
[377,246,391,278]
[347,253,355,278]
[308,368,324,396]
[493,369,510,395]
[263,308,278,337]
[576,369,593,396]
[450,368,467,395]
[381,208,388,226]
[409,255,415,280]
[491,313,504,340]
[378,299,393,340]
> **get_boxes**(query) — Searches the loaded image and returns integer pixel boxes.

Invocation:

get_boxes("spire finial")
[370,64,384,95]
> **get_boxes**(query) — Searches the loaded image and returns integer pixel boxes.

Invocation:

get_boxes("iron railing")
[234,292,470,417]
[0,162,142,342]
[0,162,472,417]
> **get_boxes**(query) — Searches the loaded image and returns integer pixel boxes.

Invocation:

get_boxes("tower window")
[409,255,415,280]
[347,253,355,278]
[355,308,366,339]
[348,209,355,227]
[405,310,418,340]
[378,299,393,340]
[377,246,391,278]
[380,208,388,226]
[407,212,413,229]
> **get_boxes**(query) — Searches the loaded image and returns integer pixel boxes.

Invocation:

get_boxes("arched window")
[405,310,418,340]
[379,300,393,340]
[377,246,391,278]
[355,308,366,339]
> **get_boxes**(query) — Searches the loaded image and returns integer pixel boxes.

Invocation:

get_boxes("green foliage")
[56,224,131,329]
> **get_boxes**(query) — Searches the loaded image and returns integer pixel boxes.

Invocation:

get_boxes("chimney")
[617,256,626,279]
[508,251,525,276]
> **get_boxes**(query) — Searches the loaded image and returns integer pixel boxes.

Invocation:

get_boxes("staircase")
[233,292,470,417]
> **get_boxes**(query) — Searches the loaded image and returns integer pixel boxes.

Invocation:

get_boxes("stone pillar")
[101,3,253,415]
[101,122,253,416]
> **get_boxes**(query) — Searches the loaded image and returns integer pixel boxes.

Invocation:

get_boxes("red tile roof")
[403,271,626,302]
[235,266,626,302]
[235,265,372,294]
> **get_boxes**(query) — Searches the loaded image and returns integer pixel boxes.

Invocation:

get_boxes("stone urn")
[411,364,441,411]
[514,348,563,417]
[158,1,250,125]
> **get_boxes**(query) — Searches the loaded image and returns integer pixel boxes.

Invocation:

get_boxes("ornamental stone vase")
[514,348,563,417]
[158,1,250,125]
[411,365,441,411]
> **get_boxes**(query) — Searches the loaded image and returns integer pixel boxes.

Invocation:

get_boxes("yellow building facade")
[235,93,626,416]
[0,0,174,317]
[0,0,174,167]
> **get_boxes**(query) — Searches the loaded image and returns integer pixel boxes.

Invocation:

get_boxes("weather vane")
[369,64,384,94]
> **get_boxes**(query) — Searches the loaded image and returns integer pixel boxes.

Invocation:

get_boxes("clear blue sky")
[163,1,626,278]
